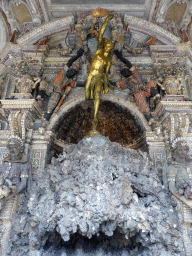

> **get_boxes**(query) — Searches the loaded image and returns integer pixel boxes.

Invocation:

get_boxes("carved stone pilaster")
[148,99,192,155]
[30,130,54,176]
[146,98,192,185]
[146,130,166,181]
[1,99,42,141]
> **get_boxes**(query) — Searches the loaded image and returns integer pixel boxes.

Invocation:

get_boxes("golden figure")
[85,12,115,132]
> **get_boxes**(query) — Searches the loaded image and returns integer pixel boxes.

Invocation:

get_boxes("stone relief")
[165,138,192,256]
[0,136,31,256]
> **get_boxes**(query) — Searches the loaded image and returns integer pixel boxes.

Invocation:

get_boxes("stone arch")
[47,90,151,133]
[16,14,180,46]
[16,16,74,45]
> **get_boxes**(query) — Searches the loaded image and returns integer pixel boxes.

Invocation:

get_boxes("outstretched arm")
[104,61,115,90]
[105,61,111,75]
[98,13,114,48]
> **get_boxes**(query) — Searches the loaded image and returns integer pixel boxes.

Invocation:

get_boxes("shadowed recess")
[55,100,145,149]
[43,229,146,255]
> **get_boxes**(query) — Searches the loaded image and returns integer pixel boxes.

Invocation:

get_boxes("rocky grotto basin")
[8,135,183,256]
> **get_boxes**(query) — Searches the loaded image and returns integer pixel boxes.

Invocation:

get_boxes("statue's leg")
[85,76,92,100]
[93,92,100,120]
[93,82,103,130]
[92,94,99,130]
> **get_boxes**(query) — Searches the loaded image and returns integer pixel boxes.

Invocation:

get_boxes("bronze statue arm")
[98,13,114,48]
[105,61,111,75]
[169,181,192,209]
[104,61,115,90]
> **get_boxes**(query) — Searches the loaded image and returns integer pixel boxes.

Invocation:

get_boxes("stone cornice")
[1,99,42,118]
[48,4,146,12]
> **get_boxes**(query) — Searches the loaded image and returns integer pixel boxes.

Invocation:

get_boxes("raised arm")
[98,13,114,48]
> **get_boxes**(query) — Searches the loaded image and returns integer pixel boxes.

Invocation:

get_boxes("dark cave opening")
[54,100,146,149]
[43,229,146,255]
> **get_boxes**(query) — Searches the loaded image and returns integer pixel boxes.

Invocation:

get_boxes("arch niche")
[47,90,151,150]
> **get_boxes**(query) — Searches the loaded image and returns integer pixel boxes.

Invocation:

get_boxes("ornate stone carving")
[13,74,39,98]
[147,98,192,183]
[1,99,42,140]
[165,138,192,256]
[154,0,192,41]
[156,0,190,25]
[16,16,74,45]
[150,101,192,147]
[0,136,31,256]
[1,0,18,32]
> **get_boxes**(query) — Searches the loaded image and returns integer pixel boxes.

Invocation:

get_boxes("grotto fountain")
[0,4,192,256]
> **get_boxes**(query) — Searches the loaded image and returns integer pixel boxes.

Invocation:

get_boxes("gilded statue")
[85,12,115,131]
[166,138,192,256]
[0,136,31,256]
